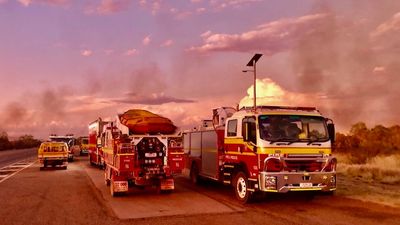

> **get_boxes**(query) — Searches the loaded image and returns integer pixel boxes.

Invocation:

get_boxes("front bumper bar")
[259,171,336,193]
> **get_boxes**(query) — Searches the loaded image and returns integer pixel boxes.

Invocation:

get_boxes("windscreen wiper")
[270,138,298,145]
[306,139,324,146]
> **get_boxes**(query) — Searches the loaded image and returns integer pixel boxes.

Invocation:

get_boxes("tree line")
[0,131,41,150]
[335,122,400,163]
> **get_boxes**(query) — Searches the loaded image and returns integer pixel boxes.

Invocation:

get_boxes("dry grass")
[337,154,400,184]
[335,154,400,208]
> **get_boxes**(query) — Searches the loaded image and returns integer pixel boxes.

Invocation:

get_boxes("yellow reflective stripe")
[190,147,217,153]
[259,147,331,154]
[224,138,244,144]
[290,188,322,191]
[116,153,134,156]
[169,152,184,155]
[225,151,255,156]
[264,189,278,192]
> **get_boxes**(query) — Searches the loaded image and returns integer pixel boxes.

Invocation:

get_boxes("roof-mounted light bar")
[239,105,317,112]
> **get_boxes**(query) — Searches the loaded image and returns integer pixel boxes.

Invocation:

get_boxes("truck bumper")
[39,157,68,165]
[259,171,336,193]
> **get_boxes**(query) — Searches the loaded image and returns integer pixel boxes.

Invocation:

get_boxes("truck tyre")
[190,163,200,184]
[233,171,252,203]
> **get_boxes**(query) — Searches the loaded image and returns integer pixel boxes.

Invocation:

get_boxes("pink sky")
[1,0,400,138]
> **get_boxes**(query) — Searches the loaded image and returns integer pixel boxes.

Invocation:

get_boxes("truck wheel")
[190,163,200,184]
[233,171,252,203]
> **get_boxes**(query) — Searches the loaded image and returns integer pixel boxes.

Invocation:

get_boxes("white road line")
[0,161,36,184]
[0,169,20,172]
[0,158,36,170]
[0,175,7,178]
[8,165,25,168]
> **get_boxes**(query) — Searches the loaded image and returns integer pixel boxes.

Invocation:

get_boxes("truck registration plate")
[300,183,313,188]
[114,181,128,192]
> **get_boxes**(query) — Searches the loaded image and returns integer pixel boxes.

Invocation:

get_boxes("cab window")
[227,120,238,137]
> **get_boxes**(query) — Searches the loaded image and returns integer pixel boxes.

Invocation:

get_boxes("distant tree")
[0,131,12,150]
[335,122,400,163]
[13,135,41,149]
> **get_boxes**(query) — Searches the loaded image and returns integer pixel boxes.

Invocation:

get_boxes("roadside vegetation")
[335,122,400,185]
[0,131,41,151]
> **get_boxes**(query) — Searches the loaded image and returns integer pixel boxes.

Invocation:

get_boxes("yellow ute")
[38,142,68,169]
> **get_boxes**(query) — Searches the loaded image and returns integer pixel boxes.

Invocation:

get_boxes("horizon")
[1,0,400,139]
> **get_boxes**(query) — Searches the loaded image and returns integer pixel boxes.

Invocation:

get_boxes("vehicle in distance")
[38,142,68,169]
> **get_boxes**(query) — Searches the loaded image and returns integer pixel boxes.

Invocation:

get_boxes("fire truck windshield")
[258,115,328,143]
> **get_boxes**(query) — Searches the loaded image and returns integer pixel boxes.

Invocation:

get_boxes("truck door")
[201,131,218,178]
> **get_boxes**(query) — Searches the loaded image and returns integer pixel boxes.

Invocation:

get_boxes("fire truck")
[184,106,337,203]
[90,110,185,196]
[88,118,110,168]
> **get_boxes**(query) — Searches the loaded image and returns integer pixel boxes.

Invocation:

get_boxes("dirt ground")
[0,156,398,225]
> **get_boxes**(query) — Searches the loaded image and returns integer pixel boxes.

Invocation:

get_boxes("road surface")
[0,148,36,169]
[0,156,398,225]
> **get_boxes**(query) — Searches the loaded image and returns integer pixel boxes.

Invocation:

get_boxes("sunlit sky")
[1,0,400,138]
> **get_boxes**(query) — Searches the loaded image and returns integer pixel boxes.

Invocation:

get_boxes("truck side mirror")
[327,123,335,143]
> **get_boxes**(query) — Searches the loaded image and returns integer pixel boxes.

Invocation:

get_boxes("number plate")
[145,152,157,157]
[114,181,128,192]
[300,183,313,188]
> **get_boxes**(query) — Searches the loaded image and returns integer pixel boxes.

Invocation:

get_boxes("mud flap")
[160,178,174,190]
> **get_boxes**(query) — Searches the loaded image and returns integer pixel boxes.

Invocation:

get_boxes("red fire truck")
[184,106,337,203]
[92,109,185,196]
[88,118,110,168]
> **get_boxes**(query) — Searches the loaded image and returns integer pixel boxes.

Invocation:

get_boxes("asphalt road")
[0,156,398,225]
[0,148,37,169]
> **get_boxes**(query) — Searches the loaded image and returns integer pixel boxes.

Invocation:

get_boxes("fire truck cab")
[185,106,336,203]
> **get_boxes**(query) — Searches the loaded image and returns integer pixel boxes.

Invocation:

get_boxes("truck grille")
[283,160,324,172]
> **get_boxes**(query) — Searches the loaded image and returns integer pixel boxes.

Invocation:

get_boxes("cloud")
[110,92,196,105]
[142,35,151,46]
[17,0,69,7]
[103,49,114,55]
[196,7,206,13]
[124,48,139,56]
[210,0,262,10]
[370,12,400,53]
[189,13,328,54]
[373,66,386,73]
[371,12,400,38]
[161,39,173,47]
[239,78,318,108]
[151,0,161,15]
[18,0,32,6]
[85,0,130,15]
[80,49,93,57]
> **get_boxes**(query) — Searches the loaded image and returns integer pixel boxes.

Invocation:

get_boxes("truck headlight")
[265,176,277,189]
[330,175,336,185]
